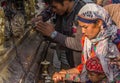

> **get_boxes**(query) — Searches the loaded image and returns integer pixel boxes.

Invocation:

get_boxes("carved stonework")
[24,0,36,20]
[0,7,5,45]
[11,12,25,39]
[0,7,10,83]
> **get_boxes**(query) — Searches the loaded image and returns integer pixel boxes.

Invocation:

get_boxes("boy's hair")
[86,57,104,74]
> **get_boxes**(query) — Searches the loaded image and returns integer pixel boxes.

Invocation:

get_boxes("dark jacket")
[40,0,86,67]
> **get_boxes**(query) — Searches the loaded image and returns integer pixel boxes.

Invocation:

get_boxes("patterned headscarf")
[77,3,120,82]
[86,57,104,74]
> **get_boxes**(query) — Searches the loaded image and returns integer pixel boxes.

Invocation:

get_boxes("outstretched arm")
[36,21,82,51]
[52,68,80,82]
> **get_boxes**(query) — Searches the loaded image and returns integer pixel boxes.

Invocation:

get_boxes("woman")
[52,3,120,83]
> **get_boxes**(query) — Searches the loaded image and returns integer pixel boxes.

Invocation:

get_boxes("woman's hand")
[59,69,67,74]
[52,70,67,83]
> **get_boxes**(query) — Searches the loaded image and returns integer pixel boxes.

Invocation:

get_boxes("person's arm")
[65,27,82,51]
[36,21,82,51]
[52,63,84,82]
[52,68,80,82]
[53,26,82,51]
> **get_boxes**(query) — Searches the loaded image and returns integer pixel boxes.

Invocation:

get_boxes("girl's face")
[87,71,105,83]
[78,20,102,40]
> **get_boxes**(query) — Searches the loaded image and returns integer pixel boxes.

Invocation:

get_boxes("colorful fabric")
[65,73,81,82]
[100,74,120,83]
[76,3,120,82]
[76,64,84,72]
[86,57,104,73]
[77,16,98,24]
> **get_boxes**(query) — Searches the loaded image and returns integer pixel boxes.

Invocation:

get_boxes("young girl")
[85,57,106,83]
[52,3,120,83]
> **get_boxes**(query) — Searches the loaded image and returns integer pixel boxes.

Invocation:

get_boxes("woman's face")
[78,20,101,40]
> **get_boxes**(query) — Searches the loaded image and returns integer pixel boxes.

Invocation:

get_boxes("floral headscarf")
[86,57,104,74]
[77,3,120,82]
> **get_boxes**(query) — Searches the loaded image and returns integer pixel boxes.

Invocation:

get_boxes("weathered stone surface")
[1,29,45,83]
